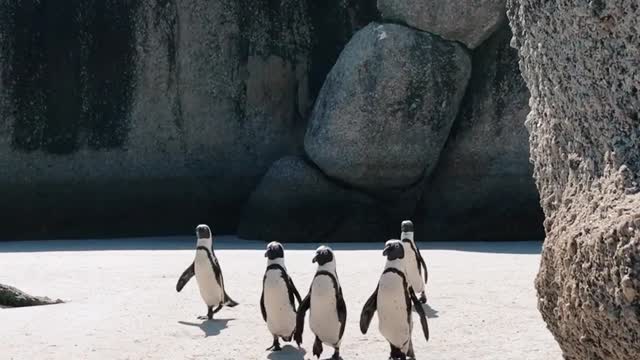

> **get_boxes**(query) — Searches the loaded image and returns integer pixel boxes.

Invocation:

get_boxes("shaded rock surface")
[0,0,377,239]
[237,156,420,243]
[420,24,543,241]
[508,0,640,358]
[0,283,63,308]
[378,0,506,49]
[305,23,471,190]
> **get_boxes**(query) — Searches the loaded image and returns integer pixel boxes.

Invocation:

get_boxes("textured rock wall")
[508,0,640,358]
[377,0,506,49]
[1,1,543,241]
[0,0,377,238]
[305,23,471,190]
[420,24,543,241]
[239,8,543,242]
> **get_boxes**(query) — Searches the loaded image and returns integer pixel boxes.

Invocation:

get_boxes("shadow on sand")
[267,345,306,360]
[178,318,233,337]
[421,303,439,319]
[0,236,542,255]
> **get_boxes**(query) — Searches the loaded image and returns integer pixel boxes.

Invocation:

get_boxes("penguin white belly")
[264,270,296,337]
[377,273,412,352]
[194,250,223,306]
[309,275,341,346]
[402,243,424,293]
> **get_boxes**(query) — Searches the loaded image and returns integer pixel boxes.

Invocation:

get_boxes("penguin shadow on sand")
[177,318,234,337]
[266,345,306,360]
[415,302,439,319]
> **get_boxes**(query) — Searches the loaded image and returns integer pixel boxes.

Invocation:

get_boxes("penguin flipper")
[260,289,267,321]
[176,262,195,292]
[418,251,429,284]
[287,275,303,306]
[294,293,311,345]
[359,285,378,334]
[337,286,347,340]
[409,286,429,342]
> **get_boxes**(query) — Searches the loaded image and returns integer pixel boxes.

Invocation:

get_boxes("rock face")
[508,0,640,358]
[237,156,418,243]
[377,0,506,49]
[305,23,471,190]
[0,283,63,308]
[420,24,543,241]
[0,0,375,238]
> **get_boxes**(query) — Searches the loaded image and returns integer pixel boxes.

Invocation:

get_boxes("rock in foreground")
[509,0,640,358]
[0,283,63,308]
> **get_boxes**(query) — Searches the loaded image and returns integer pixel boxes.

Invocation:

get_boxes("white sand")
[0,237,561,360]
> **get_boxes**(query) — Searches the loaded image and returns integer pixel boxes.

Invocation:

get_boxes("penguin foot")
[419,292,427,304]
[312,337,323,358]
[198,306,215,320]
[390,345,406,360]
[330,348,341,360]
[407,340,416,359]
[266,337,281,351]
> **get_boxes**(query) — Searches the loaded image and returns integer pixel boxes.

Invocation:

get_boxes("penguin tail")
[224,293,239,307]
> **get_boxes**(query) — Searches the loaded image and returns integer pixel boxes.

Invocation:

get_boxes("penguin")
[175,224,238,319]
[400,220,429,303]
[360,239,429,360]
[261,241,303,351]
[294,246,347,359]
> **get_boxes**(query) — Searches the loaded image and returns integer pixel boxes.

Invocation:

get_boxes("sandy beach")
[0,237,561,360]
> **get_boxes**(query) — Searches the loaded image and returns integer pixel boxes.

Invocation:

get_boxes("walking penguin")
[261,241,302,351]
[400,220,428,303]
[294,246,347,359]
[360,239,429,360]
[176,224,238,319]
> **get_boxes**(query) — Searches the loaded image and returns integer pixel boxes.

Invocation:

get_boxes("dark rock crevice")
[1,0,138,154]
[419,23,543,241]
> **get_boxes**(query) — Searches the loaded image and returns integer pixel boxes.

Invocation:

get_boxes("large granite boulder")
[0,0,376,239]
[237,156,419,243]
[509,0,640,358]
[377,0,507,49]
[305,23,471,191]
[420,24,543,241]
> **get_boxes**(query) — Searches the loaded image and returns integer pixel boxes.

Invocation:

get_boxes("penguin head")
[265,241,284,260]
[401,220,414,233]
[195,224,213,247]
[383,239,404,261]
[312,245,334,266]
[401,220,414,242]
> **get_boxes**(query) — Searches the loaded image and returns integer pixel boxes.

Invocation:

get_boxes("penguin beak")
[382,246,390,257]
[312,255,317,263]
[264,250,269,258]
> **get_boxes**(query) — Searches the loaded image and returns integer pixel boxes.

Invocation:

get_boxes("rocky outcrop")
[508,0,640,358]
[0,0,376,238]
[0,283,63,308]
[377,0,506,49]
[237,156,419,242]
[420,24,543,241]
[305,23,471,190]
